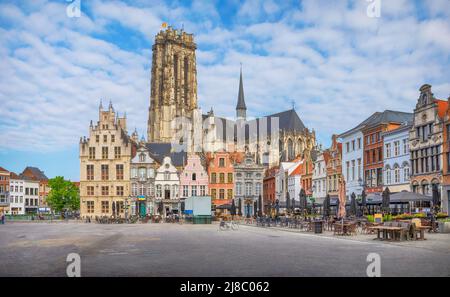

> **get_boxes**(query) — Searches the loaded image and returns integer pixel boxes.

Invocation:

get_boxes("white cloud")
[0,0,449,155]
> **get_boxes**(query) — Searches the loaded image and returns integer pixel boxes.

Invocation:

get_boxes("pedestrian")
[1,211,5,225]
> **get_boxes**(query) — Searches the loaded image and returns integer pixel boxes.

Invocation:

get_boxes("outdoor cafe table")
[367,226,405,241]
[414,226,429,240]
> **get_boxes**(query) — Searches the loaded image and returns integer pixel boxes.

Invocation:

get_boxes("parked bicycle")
[219,220,239,231]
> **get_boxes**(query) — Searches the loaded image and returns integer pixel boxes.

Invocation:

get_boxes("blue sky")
[0,0,449,181]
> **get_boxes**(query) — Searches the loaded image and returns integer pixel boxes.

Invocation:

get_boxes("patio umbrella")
[382,187,391,214]
[432,183,440,212]
[361,190,367,215]
[335,196,340,217]
[258,195,263,217]
[230,199,236,217]
[291,197,295,212]
[338,178,346,219]
[111,201,116,217]
[286,192,291,212]
[238,198,242,217]
[324,194,331,217]
[158,201,163,215]
[350,192,357,217]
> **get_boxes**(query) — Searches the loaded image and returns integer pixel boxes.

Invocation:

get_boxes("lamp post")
[125,196,130,222]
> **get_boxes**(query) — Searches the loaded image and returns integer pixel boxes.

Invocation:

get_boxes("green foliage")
[47,176,80,213]
[384,214,393,221]
[436,212,448,219]
[366,215,374,222]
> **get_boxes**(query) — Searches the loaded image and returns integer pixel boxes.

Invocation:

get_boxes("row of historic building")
[300,84,449,215]
[0,166,50,215]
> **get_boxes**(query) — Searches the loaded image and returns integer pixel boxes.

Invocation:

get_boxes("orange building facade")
[206,151,243,212]
[263,166,278,211]
[326,135,342,198]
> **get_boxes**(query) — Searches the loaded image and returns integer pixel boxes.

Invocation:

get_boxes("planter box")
[438,222,450,233]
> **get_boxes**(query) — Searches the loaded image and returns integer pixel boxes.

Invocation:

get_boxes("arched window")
[288,139,294,160]
[403,166,410,181]
[192,173,196,181]
[386,169,391,185]
[394,167,400,183]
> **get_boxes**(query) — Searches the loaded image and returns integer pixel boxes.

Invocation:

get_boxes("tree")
[47,176,80,213]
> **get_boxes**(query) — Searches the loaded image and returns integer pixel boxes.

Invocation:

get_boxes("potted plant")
[438,218,450,233]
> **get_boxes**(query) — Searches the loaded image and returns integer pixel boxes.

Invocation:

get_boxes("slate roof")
[339,110,413,137]
[21,166,48,181]
[202,108,308,142]
[145,143,187,167]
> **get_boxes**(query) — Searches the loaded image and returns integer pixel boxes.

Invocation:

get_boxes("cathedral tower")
[147,26,198,142]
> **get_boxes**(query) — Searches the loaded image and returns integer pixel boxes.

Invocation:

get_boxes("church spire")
[236,64,247,120]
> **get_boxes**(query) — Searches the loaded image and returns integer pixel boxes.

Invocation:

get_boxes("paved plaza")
[0,222,449,277]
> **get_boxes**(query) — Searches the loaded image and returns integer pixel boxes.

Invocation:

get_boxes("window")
[96,135,99,143]
[183,185,189,197]
[385,143,391,158]
[87,186,94,196]
[101,186,109,196]
[192,173,196,181]
[236,183,242,195]
[346,161,350,181]
[351,160,355,181]
[404,166,410,181]
[102,147,108,159]
[245,183,252,196]
[101,201,109,213]
[148,184,155,196]
[116,186,124,196]
[103,134,107,143]
[148,168,155,178]
[357,159,361,180]
[200,185,206,196]
[156,185,162,198]
[164,171,170,180]
[132,183,137,196]
[114,147,121,159]
[219,173,225,183]
[87,201,94,213]
[403,139,408,154]
[211,173,216,183]
[227,189,233,199]
[211,189,217,199]
[87,165,94,180]
[139,168,146,179]
[228,173,233,183]
[191,185,197,196]
[357,138,361,149]
[394,141,400,156]
[255,183,261,196]
[116,164,124,180]
[139,184,146,196]
[101,165,109,180]
[219,189,225,199]
[89,147,95,159]
[351,140,355,151]
[219,158,225,167]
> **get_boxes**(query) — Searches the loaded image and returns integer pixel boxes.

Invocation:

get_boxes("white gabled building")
[312,151,328,204]
[155,156,180,217]
[9,173,25,215]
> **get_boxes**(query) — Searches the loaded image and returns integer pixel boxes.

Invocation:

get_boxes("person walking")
[1,211,5,225]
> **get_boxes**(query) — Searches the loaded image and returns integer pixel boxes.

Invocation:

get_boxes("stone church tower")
[147,26,198,142]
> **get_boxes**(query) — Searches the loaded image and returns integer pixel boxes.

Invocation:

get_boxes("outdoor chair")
[333,223,343,235]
